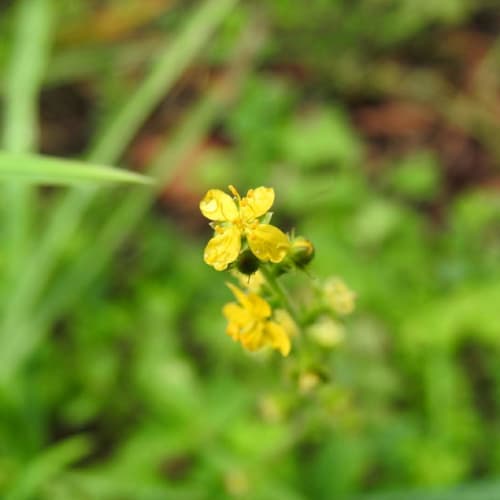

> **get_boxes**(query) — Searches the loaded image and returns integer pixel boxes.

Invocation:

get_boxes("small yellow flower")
[222,283,291,356]
[200,185,290,271]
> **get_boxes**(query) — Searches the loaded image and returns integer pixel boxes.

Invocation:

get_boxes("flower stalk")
[200,185,355,358]
[259,264,302,328]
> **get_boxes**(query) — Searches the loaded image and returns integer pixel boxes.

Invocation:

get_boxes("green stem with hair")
[260,264,302,328]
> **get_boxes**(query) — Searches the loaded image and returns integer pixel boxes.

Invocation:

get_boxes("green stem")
[260,265,302,328]
[1,0,54,283]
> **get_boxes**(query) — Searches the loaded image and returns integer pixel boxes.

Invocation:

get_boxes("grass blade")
[0,17,263,383]
[4,436,91,500]
[87,0,239,164]
[2,0,54,152]
[34,18,264,347]
[0,151,153,186]
[0,0,239,382]
[1,0,54,282]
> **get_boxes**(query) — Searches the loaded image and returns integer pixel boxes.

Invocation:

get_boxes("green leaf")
[387,151,442,201]
[1,0,55,287]
[4,436,91,500]
[353,478,500,500]
[0,151,153,186]
[402,282,500,351]
[88,0,239,164]
[281,107,361,168]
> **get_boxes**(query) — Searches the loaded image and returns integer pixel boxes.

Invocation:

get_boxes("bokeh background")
[1,0,500,498]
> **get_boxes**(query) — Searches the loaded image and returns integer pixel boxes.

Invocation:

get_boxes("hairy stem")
[260,265,302,328]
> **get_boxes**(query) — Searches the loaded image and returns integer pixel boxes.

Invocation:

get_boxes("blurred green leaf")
[4,436,91,500]
[1,0,55,290]
[451,190,500,233]
[0,151,152,185]
[354,478,500,500]
[0,0,241,382]
[351,198,403,247]
[281,107,361,168]
[88,0,239,163]
[386,151,442,201]
[402,282,500,350]
[303,435,369,499]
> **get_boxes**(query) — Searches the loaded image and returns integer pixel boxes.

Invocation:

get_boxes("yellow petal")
[265,321,291,356]
[246,293,272,319]
[200,189,238,221]
[204,225,241,271]
[226,283,271,319]
[226,282,250,307]
[274,309,299,338]
[240,323,265,352]
[240,187,275,221]
[226,320,240,341]
[247,224,290,263]
[223,302,257,342]
[222,302,251,327]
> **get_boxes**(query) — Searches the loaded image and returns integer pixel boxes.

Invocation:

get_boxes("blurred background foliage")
[0,0,499,498]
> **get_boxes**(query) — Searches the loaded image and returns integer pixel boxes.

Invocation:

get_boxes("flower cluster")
[200,185,355,358]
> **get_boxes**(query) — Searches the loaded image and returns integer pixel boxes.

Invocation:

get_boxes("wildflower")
[323,277,356,316]
[200,186,290,271]
[222,283,291,356]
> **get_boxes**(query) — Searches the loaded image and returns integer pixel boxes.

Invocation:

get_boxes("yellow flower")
[222,283,291,356]
[200,185,290,271]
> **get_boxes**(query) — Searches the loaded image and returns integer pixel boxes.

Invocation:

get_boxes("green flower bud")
[235,249,260,276]
[307,316,345,348]
[289,236,315,268]
[323,277,355,316]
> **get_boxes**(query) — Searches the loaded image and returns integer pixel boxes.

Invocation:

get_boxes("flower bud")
[289,236,315,268]
[323,277,356,316]
[298,371,321,394]
[224,469,250,496]
[235,249,260,276]
[307,316,345,348]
